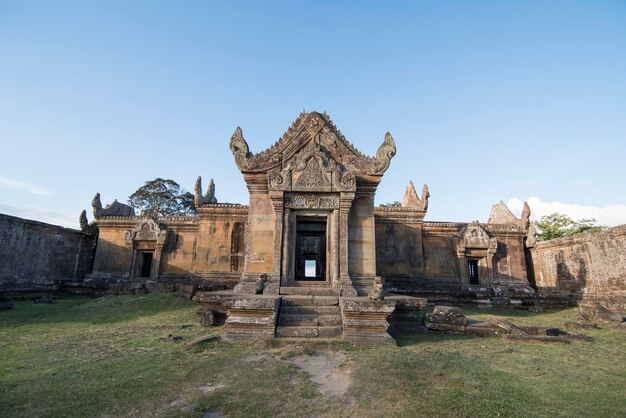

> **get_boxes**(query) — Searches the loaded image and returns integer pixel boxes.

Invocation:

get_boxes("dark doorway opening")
[140,252,153,278]
[468,259,479,285]
[295,218,326,281]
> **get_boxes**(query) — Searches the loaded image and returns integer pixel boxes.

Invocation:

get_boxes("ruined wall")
[422,223,463,279]
[484,225,528,284]
[531,226,626,318]
[374,208,425,278]
[91,219,134,277]
[374,220,531,294]
[0,213,96,290]
[90,207,248,288]
[349,188,377,277]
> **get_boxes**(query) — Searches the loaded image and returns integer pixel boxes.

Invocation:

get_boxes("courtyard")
[1,293,623,417]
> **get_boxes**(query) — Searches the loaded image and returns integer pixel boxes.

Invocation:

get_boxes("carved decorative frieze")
[284,193,340,210]
[294,158,331,190]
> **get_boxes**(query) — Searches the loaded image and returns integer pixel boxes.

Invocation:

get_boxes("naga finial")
[229,127,251,170]
[374,132,397,174]
[79,209,98,235]
[91,193,102,217]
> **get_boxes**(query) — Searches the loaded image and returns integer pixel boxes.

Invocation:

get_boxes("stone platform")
[193,288,427,344]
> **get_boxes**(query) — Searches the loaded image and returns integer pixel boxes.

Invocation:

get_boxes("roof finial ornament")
[195,176,217,206]
[229,127,251,170]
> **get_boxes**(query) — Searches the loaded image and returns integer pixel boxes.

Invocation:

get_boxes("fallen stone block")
[425,322,466,333]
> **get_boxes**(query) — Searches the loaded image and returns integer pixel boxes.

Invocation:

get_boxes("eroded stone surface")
[286,351,351,397]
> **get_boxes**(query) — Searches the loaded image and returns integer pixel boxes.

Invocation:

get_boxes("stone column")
[267,190,284,295]
[340,192,357,296]
[331,208,340,289]
[281,207,292,287]
[457,252,469,284]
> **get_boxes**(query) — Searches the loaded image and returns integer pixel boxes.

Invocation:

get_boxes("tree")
[128,178,196,216]
[533,212,606,241]
[379,201,402,208]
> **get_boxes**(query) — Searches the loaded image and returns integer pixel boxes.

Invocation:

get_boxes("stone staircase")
[276,288,343,339]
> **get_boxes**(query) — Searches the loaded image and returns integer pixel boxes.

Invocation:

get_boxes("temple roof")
[229,111,396,176]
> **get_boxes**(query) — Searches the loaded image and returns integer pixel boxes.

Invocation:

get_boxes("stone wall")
[531,225,626,319]
[0,213,96,290]
[89,205,248,289]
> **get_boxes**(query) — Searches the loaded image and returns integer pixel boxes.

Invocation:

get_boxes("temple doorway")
[295,218,326,281]
[139,251,153,278]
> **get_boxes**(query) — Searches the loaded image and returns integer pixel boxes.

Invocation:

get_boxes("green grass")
[1,294,624,417]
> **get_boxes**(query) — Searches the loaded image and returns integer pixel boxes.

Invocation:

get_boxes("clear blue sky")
[1,1,625,228]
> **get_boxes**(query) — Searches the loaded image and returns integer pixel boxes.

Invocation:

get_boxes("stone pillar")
[266,190,283,295]
[234,173,274,294]
[331,208,340,289]
[340,192,357,296]
[281,208,292,287]
[457,252,469,284]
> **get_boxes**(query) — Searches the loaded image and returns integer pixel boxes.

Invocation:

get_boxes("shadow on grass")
[0,293,197,327]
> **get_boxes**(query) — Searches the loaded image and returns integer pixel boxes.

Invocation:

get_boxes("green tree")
[128,178,196,216]
[533,212,606,241]
[378,201,402,208]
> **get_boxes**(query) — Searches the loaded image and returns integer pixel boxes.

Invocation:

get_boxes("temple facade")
[79,111,543,341]
[85,111,535,300]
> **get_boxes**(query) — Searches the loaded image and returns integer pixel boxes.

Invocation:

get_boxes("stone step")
[312,296,339,306]
[281,295,314,306]
[318,326,343,338]
[317,305,341,315]
[318,314,342,326]
[281,295,339,307]
[277,314,318,326]
[280,287,340,296]
[280,305,318,315]
[276,326,319,338]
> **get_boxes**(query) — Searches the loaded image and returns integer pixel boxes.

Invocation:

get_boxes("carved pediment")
[125,218,168,245]
[229,111,396,176]
[268,139,356,192]
[457,221,497,252]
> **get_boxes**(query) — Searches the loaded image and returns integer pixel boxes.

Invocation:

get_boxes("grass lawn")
[1,293,624,417]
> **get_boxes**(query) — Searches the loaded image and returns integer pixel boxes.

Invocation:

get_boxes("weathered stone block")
[276,326,318,338]
[425,322,466,333]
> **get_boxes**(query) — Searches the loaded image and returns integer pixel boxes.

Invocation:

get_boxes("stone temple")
[2,111,624,341]
[82,111,539,342]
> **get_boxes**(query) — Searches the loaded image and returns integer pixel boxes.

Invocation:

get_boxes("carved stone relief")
[125,218,168,246]
[285,193,340,210]
[457,221,497,252]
